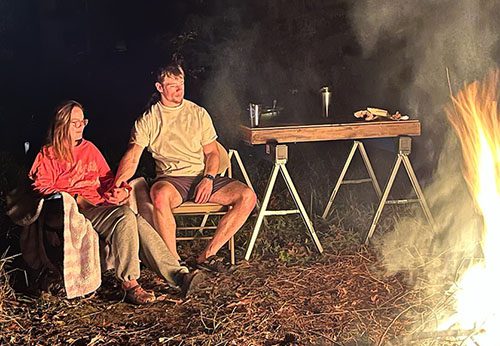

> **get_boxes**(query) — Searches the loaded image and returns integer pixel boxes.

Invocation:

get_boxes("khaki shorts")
[153,175,235,202]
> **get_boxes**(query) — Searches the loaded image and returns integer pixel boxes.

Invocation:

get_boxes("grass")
[0,251,21,339]
[0,146,463,345]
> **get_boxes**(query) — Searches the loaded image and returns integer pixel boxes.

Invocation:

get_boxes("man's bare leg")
[197,181,257,263]
[150,180,183,261]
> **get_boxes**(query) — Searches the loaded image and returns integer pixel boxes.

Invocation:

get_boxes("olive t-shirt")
[130,100,217,177]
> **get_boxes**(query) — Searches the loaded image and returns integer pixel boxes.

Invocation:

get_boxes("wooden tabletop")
[240,120,421,145]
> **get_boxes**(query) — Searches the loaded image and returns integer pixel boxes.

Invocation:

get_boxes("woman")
[29,100,200,304]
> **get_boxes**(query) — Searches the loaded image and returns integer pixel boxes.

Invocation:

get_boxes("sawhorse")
[322,140,382,219]
[322,137,435,244]
[244,143,324,260]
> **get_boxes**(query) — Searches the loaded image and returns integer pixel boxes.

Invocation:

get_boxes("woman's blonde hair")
[46,100,83,162]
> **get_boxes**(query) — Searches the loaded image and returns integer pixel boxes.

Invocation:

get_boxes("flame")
[439,71,500,344]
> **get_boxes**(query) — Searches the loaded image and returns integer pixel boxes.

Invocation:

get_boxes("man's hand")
[194,178,213,204]
[104,187,130,205]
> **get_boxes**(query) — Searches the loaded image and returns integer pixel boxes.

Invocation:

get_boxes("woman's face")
[68,106,87,144]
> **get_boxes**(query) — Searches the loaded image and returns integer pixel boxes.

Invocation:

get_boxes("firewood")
[367,107,389,117]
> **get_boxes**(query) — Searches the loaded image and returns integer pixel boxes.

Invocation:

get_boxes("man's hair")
[154,63,184,84]
[144,62,185,112]
[45,100,83,162]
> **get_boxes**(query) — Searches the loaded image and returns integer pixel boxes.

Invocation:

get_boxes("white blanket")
[61,192,102,299]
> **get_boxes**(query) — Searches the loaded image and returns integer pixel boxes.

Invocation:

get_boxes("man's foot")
[179,269,206,298]
[195,255,230,273]
[123,284,156,305]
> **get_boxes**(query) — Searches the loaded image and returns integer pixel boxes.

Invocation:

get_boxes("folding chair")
[128,142,255,265]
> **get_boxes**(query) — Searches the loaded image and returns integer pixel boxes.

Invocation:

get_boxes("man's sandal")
[123,285,156,305]
[195,255,230,273]
[178,269,206,298]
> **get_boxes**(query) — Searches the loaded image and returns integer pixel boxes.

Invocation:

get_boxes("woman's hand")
[104,187,130,205]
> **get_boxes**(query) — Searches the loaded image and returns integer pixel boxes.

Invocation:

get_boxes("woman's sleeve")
[28,150,60,195]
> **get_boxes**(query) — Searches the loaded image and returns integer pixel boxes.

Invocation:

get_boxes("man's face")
[69,106,87,144]
[156,72,185,106]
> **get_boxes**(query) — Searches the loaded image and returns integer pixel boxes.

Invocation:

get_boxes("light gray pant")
[81,205,188,286]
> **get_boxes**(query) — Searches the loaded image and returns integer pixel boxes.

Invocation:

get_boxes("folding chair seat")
[128,142,239,264]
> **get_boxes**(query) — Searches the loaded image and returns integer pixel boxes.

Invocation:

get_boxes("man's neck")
[160,97,183,108]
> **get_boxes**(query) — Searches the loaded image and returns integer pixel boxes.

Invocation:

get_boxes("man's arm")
[203,140,220,177]
[194,140,220,203]
[113,143,145,187]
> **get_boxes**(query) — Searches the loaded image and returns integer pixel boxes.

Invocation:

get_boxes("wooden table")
[240,120,421,144]
[241,120,434,260]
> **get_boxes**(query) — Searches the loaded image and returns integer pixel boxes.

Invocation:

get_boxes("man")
[114,63,256,271]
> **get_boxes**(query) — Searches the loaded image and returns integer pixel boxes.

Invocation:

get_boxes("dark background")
[0,1,394,161]
[1,0,499,179]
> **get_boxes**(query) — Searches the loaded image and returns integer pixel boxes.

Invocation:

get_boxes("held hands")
[194,177,213,204]
[104,187,130,205]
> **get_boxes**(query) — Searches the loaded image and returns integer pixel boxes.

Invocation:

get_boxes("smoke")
[200,21,260,144]
[349,0,500,290]
[177,3,261,145]
[181,2,355,144]
[177,1,500,285]
[350,0,499,158]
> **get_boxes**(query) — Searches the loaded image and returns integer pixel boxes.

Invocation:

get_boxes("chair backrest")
[216,141,230,175]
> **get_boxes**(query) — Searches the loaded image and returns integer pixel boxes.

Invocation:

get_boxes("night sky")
[1,0,213,163]
[1,0,499,174]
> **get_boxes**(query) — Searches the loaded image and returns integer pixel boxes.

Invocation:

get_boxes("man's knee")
[238,186,257,209]
[150,183,181,210]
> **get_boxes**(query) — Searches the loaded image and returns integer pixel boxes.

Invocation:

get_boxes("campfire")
[437,71,500,344]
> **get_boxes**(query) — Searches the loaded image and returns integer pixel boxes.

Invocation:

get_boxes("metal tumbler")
[320,86,332,118]
[249,103,261,127]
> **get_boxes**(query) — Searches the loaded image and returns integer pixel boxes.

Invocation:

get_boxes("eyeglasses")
[70,119,89,128]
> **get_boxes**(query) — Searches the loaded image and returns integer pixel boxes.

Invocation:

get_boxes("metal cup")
[249,103,261,127]
[320,86,332,118]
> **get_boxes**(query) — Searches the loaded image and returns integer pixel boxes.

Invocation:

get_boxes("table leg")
[322,141,359,219]
[358,141,382,198]
[244,163,280,260]
[365,154,402,245]
[364,151,435,244]
[322,141,382,219]
[401,155,436,228]
[280,164,324,253]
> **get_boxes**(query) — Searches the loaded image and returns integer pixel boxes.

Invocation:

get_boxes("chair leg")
[198,214,210,235]
[229,236,235,265]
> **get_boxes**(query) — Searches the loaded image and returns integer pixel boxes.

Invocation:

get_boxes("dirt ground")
[1,255,410,345]
[1,211,455,346]
[0,170,463,346]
